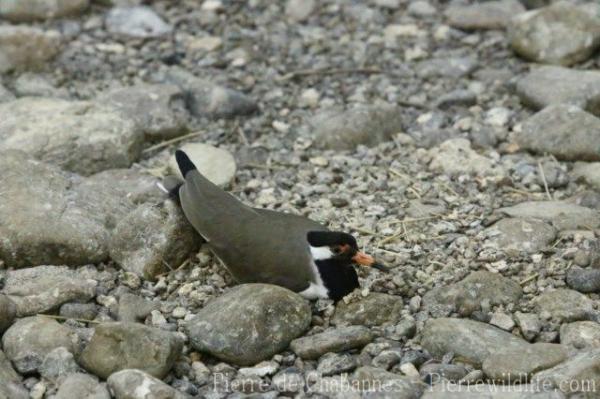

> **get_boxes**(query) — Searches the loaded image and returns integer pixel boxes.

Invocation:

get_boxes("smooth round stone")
[168,143,236,188]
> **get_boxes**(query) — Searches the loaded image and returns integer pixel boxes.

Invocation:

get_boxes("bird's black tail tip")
[175,150,197,178]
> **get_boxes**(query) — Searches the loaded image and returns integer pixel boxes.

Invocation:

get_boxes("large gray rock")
[445,0,525,30]
[535,289,594,323]
[423,271,523,317]
[509,3,600,66]
[290,326,373,360]
[186,284,311,366]
[0,26,61,73]
[560,321,600,350]
[516,66,600,116]
[421,318,529,367]
[0,98,143,175]
[331,293,403,327]
[312,105,403,150]
[0,0,89,21]
[0,151,108,268]
[168,143,237,188]
[482,343,568,382]
[55,373,110,399]
[98,84,188,140]
[155,67,258,119]
[2,265,97,317]
[517,104,600,161]
[2,316,78,374]
[533,349,600,396]
[79,322,183,379]
[109,201,201,280]
[484,218,556,255]
[105,6,173,39]
[0,295,16,334]
[498,200,600,231]
[107,369,190,399]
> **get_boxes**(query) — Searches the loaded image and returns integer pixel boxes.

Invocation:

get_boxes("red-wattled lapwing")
[159,150,388,301]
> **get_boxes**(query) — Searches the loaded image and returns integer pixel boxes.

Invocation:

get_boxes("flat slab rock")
[1,265,98,317]
[332,292,403,327]
[290,325,373,360]
[483,218,556,255]
[186,284,311,366]
[422,271,523,317]
[445,0,525,30]
[498,200,600,231]
[516,66,600,116]
[533,349,600,396]
[0,97,143,175]
[535,289,595,323]
[79,322,183,379]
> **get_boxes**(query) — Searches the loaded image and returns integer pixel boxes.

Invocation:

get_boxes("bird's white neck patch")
[310,245,334,261]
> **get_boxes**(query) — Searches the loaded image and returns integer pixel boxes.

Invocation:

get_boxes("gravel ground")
[1,0,600,398]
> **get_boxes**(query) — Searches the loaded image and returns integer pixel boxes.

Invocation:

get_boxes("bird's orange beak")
[352,251,390,272]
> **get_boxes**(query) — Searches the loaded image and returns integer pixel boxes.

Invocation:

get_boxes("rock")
[385,318,417,340]
[566,267,600,293]
[420,363,469,383]
[352,366,426,398]
[489,312,516,331]
[0,0,88,21]
[238,361,278,378]
[79,322,183,379]
[109,201,201,280]
[435,89,477,109]
[0,98,143,175]
[498,201,600,231]
[107,369,189,399]
[428,138,497,176]
[483,343,567,382]
[516,66,600,116]
[533,349,600,395]
[0,152,108,268]
[285,0,315,22]
[572,162,600,190]
[535,289,594,323]
[0,26,61,73]
[408,1,436,17]
[416,57,478,79]
[331,293,402,327]
[2,316,78,374]
[186,284,310,366]
[422,271,522,317]
[560,321,600,350]
[55,373,110,399]
[39,347,79,382]
[2,265,98,317]
[168,143,237,188]
[0,350,27,399]
[290,326,373,360]
[508,3,600,66]
[445,0,525,30]
[421,318,529,366]
[311,105,403,150]
[484,218,556,255]
[0,295,16,334]
[155,67,258,119]
[0,83,14,103]
[13,73,69,98]
[98,84,188,140]
[117,293,160,322]
[316,352,358,376]
[515,312,542,341]
[423,383,566,398]
[105,6,173,39]
[517,104,600,161]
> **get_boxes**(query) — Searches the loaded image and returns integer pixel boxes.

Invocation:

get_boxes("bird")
[159,149,389,301]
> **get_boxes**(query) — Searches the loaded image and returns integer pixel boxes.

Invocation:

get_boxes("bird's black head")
[306,231,389,301]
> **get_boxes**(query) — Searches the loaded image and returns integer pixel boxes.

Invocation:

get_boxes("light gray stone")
[484,218,556,255]
[572,162,600,190]
[331,293,403,327]
[509,3,600,66]
[186,284,311,366]
[517,104,600,161]
[515,312,542,341]
[535,289,594,323]
[0,26,61,73]
[421,318,529,367]
[55,373,110,399]
[107,369,190,399]
[428,138,497,176]
[168,143,237,188]
[312,105,403,150]
[0,83,15,103]
[105,6,172,38]
[483,343,568,382]
[290,326,373,360]
[39,347,79,382]
[515,66,600,116]
[2,266,97,317]
[0,0,89,22]
[566,266,600,294]
[0,98,143,175]
[13,72,68,98]
[498,200,600,231]
[423,383,565,398]
[352,366,426,399]
[285,0,315,21]
[445,0,525,30]
[2,316,78,374]
[560,321,600,350]
[533,349,600,395]
[417,57,478,79]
